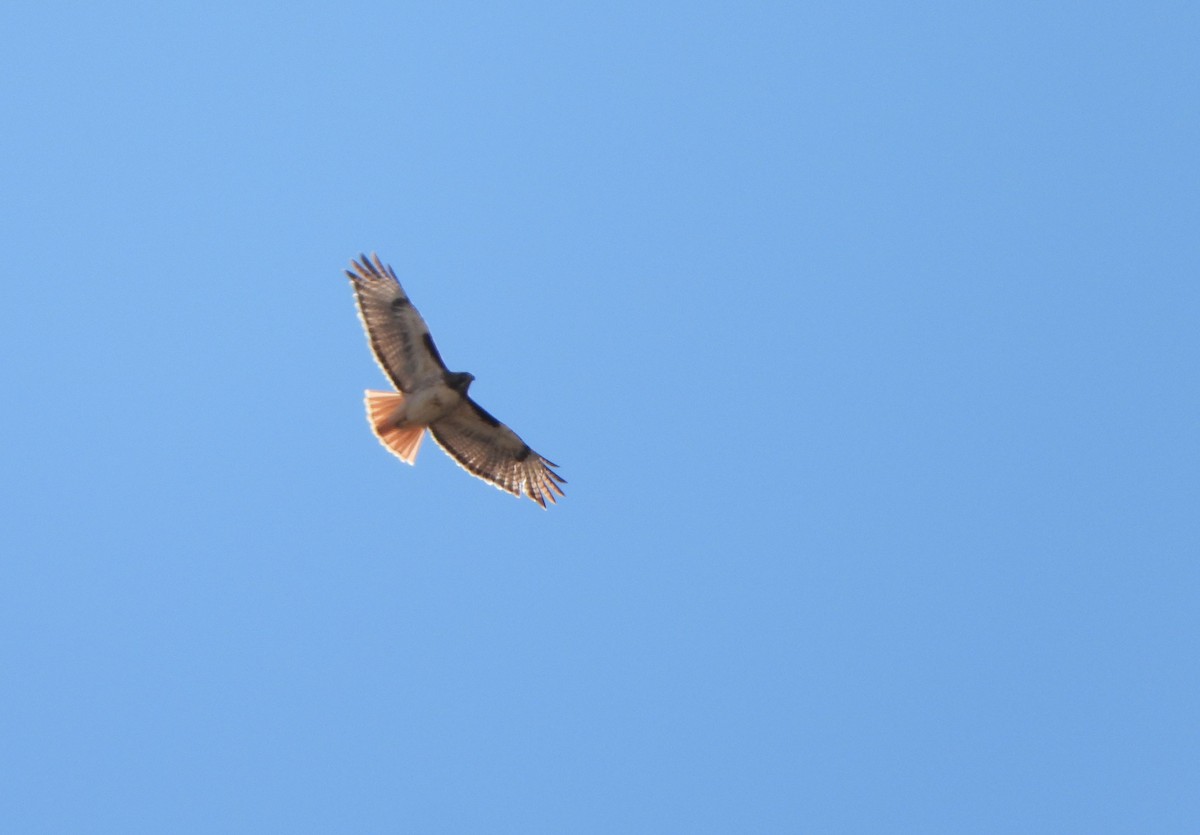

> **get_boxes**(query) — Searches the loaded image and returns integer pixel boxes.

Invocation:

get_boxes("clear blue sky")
[2,2,1197,832]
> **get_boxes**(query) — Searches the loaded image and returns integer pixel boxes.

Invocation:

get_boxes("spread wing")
[430,398,566,508]
[345,253,448,392]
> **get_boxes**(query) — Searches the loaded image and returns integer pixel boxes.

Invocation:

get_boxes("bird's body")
[345,254,565,507]
[375,379,465,427]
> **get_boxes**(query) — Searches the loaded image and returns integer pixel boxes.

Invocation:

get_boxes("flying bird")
[345,253,565,507]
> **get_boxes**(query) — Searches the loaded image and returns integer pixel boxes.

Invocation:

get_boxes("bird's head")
[446,371,475,393]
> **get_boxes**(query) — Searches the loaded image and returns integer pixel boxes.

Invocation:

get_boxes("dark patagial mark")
[468,399,501,427]
[422,332,448,370]
[390,296,410,310]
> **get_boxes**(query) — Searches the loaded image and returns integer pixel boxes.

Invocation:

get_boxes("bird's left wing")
[430,398,566,508]
[345,253,448,392]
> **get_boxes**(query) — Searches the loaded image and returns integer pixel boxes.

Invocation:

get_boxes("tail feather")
[364,390,425,464]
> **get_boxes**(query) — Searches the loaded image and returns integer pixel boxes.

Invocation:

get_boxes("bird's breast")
[404,384,462,425]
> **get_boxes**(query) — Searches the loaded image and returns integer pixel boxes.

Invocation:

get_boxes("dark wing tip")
[369,252,400,281]
[347,252,398,284]
[539,456,566,484]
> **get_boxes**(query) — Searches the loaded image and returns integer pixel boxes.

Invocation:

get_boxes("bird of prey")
[345,253,565,507]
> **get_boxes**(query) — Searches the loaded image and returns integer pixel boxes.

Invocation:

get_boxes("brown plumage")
[345,254,565,507]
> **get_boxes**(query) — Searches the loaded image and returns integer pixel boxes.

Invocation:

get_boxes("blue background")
[2,2,1197,832]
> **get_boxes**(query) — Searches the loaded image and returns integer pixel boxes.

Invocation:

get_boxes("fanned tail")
[364,390,425,464]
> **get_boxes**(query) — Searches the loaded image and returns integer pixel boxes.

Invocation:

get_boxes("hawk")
[345,253,565,507]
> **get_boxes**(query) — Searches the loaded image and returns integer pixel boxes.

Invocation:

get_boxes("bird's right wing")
[345,253,448,392]
[430,397,565,508]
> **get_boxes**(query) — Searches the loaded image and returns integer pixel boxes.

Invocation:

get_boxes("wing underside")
[430,399,566,507]
[345,253,448,392]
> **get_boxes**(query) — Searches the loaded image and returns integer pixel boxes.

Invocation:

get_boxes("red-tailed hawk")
[345,253,565,507]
